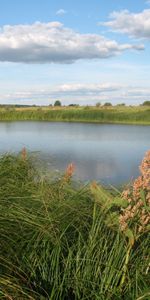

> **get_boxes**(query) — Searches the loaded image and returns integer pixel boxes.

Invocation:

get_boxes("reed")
[0,151,149,299]
[0,106,150,124]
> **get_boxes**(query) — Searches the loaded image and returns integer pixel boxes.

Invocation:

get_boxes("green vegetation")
[54,100,62,106]
[0,151,150,299]
[96,102,101,107]
[142,101,150,106]
[103,102,112,107]
[116,103,126,107]
[0,105,150,124]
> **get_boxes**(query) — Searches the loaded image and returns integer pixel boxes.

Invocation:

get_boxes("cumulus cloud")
[56,9,67,16]
[0,21,144,64]
[102,9,150,39]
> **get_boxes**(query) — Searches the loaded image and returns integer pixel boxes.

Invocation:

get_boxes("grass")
[0,152,150,299]
[0,106,150,124]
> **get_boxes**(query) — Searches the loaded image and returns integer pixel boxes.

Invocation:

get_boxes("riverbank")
[0,151,150,299]
[0,106,150,124]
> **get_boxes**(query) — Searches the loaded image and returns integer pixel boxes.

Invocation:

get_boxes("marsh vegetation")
[0,105,150,124]
[0,150,149,299]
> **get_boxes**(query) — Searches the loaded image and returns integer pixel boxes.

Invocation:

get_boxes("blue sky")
[0,0,150,105]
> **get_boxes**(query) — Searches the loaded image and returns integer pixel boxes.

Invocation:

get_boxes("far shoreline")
[0,119,150,125]
[0,105,150,125]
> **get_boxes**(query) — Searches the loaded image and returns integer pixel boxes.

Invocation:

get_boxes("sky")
[0,0,150,105]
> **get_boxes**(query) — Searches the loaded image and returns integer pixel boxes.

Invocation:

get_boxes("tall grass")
[0,152,149,299]
[0,106,150,124]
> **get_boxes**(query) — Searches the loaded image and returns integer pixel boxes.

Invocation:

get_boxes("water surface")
[0,121,150,185]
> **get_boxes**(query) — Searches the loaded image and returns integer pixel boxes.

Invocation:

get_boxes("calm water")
[0,121,150,185]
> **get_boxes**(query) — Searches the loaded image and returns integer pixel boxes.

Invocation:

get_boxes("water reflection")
[0,122,150,185]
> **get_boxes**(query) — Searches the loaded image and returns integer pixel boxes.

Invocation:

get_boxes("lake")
[0,121,150,185]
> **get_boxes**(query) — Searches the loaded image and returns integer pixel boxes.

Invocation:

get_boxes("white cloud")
[0,21,144,64]
[101,9,150,39]
[0,83,150,105]
[57,83,121,94]
[56,9,67,16]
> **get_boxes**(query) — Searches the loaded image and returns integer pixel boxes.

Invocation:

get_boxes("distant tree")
[142,101,150,106]
[116,103,126,107]
[103,102,112,107]
[96,102,101,107]
[54,100,61,107]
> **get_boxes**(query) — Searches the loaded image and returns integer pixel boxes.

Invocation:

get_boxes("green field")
[0,106,150,124]
[0,151,149,299]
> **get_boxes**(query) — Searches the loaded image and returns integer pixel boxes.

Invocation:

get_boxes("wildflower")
[64,163,75,182]
[91,181,98,189]
[21,147,27,161]
[119,150,150,236]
